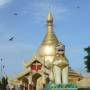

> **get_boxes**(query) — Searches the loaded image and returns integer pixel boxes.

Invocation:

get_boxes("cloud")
[0,0,12,7]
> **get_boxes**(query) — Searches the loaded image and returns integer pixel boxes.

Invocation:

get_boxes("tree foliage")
[0,81,2,89]
[0,76,8,90]
[84,46,90,72]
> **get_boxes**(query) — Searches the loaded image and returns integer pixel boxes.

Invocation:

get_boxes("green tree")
[84,46,90,72]
[0,81,2,89]
[1,76,8,90]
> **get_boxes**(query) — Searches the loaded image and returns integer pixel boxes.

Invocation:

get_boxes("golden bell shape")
[54,54,68,69]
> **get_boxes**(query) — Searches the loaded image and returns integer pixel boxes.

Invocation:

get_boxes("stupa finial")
[47,0,53,22]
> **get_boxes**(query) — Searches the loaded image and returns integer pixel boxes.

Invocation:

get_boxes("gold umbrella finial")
[47,0,53,22]
[47,11,53,22]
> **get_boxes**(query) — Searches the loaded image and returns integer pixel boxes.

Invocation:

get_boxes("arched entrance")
[22,77,29,90]
[32,73,42,90]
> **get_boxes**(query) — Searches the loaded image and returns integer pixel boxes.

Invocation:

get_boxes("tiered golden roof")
[42,11,59,45]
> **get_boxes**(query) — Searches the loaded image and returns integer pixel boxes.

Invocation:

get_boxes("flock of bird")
[9,0,80,42]
[0,0,81,76]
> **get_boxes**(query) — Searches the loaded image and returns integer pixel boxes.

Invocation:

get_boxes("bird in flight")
[0,58,3,61]
[77,6,80,9]
[9,36,14,41]
[13,13,18,16]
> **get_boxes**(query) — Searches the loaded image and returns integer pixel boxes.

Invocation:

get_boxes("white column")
[53,66,61,84]
[28,76,32,84]
[24,83,26,90]
[49,70,54,82]
[28,76,32,90]
[62,66,68,84]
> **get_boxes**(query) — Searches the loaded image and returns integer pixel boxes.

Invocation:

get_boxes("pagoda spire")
[42,10,59,45]
[47,10,53,33]
[47,0,53,34]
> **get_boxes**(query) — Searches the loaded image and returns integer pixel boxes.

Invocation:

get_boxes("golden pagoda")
[8,11,83,90]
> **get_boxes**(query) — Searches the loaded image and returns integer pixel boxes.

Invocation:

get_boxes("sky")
[0,0,90,78]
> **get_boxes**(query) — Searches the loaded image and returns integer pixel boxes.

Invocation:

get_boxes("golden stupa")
[8,11,83,90]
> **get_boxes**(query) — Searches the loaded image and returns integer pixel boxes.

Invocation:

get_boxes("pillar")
[62,66,68,84]
[53,66,61,84]
[24,83,26,90]
[28,76,32,90]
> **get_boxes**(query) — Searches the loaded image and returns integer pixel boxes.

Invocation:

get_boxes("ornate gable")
[30,60,42,72]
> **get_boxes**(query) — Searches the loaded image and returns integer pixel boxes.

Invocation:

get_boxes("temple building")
[8,11,84,90]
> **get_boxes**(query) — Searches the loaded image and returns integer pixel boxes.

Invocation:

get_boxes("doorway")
[32,73,41,90]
